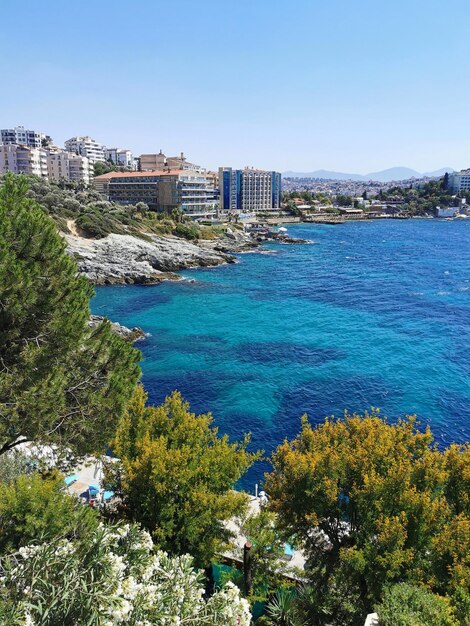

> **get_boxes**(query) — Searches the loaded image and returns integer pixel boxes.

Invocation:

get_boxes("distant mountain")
[423,168,455,177]
[282,166,455,182]
[364,167,421,182]
[282,169,364,181]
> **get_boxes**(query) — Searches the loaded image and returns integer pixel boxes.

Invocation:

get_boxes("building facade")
[218,167,282,212]
[94,169,216,217]
[139,151,203,172]
[0,143,48,178]
[447,169,470,193]
[64,136,106,174]
[105,148,134,168]
[46,148,90,185]
[1,126,52,148]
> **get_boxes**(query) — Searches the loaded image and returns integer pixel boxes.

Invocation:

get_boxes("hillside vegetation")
[16,175,221,241]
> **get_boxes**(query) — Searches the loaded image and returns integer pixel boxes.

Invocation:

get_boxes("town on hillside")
[1,125,469,226]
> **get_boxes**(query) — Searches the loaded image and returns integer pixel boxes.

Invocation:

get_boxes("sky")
[1,0,470,173]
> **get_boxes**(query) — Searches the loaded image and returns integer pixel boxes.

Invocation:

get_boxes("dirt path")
[66,219,80,237]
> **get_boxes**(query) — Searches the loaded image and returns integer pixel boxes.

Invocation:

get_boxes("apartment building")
[105,148,134,168]
[447,169,470,193]
[46,147,90,185]
[218,167,282,211]
[1,126,52,149]
[0,143,48,178]
[139,151,203,172]
[94,169,216,217]
[64,136,105,172]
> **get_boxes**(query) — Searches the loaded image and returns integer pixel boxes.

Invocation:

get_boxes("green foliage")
[94,161,116,176]
[173,222,200,240]
[0,449,35,485]
[265,412,470,624]
[236,509,295,601]
[379,178,457,215]
[336,194,353,206]
[264,587,297,626]
[0,473,98,553]
[263,583,356,626]
[377,583,458,626]
[0,174,141,459]
[109,385,261,566]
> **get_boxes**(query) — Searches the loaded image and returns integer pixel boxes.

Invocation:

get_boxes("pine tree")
[0,173,141,457]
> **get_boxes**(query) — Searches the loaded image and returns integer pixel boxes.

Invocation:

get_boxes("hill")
[283,166,455,182]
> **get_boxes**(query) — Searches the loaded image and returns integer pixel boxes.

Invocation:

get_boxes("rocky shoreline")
[65,232,237,285]
[64,224,308,286]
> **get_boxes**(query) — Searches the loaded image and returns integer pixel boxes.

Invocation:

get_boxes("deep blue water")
[92,220,470,490]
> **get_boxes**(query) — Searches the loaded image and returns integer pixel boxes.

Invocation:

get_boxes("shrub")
[0,523,252,626]
[377,583,458,626]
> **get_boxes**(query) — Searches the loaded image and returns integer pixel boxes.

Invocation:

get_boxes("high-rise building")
[94,169,216,217]
[46,147,90,185]
[64,136,106,177]
[218,167,282,212]
[105,148,134,169]
[1,126,52,149]
[0,144,48,178]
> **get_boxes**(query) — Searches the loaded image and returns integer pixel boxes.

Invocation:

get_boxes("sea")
[92,219,470,490]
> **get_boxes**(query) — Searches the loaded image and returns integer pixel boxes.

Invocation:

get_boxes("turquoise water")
[93,220,470,489]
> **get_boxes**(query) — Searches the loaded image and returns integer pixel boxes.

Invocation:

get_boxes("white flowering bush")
[0,523,251,626]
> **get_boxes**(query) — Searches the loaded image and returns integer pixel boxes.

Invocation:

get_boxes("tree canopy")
[265,411,470,625]
[109,386,261,566]
[0,173,141,458]
[0,473,98,553]
[377,583,458,626]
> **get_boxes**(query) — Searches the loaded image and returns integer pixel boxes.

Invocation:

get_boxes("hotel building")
[94,169,217,217]
[218,167,282,212]
[447,169,470,193]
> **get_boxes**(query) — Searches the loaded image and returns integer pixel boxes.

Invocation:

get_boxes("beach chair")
[64,474,79,487]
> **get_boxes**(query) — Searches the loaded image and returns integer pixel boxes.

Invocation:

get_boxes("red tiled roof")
[94,169,187,180]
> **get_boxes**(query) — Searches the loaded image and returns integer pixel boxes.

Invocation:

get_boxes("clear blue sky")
[1,0,469,173]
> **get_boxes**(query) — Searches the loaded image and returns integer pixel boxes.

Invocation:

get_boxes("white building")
[447,169,470,193]
[1,126,52,149]
[46,148,90,185]
[64,136,105,177]
[105,148,134,168]
[435,206,457,218]
[0,143,48,178]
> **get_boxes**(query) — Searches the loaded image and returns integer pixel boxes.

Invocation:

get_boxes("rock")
[89,315,147,342]
[202,228,259,254]
[65,233,235,285]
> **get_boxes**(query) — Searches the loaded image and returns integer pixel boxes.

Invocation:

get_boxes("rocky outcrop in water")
[210,227,259,253]
[89,315,147,342]
[65,233,235,285]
